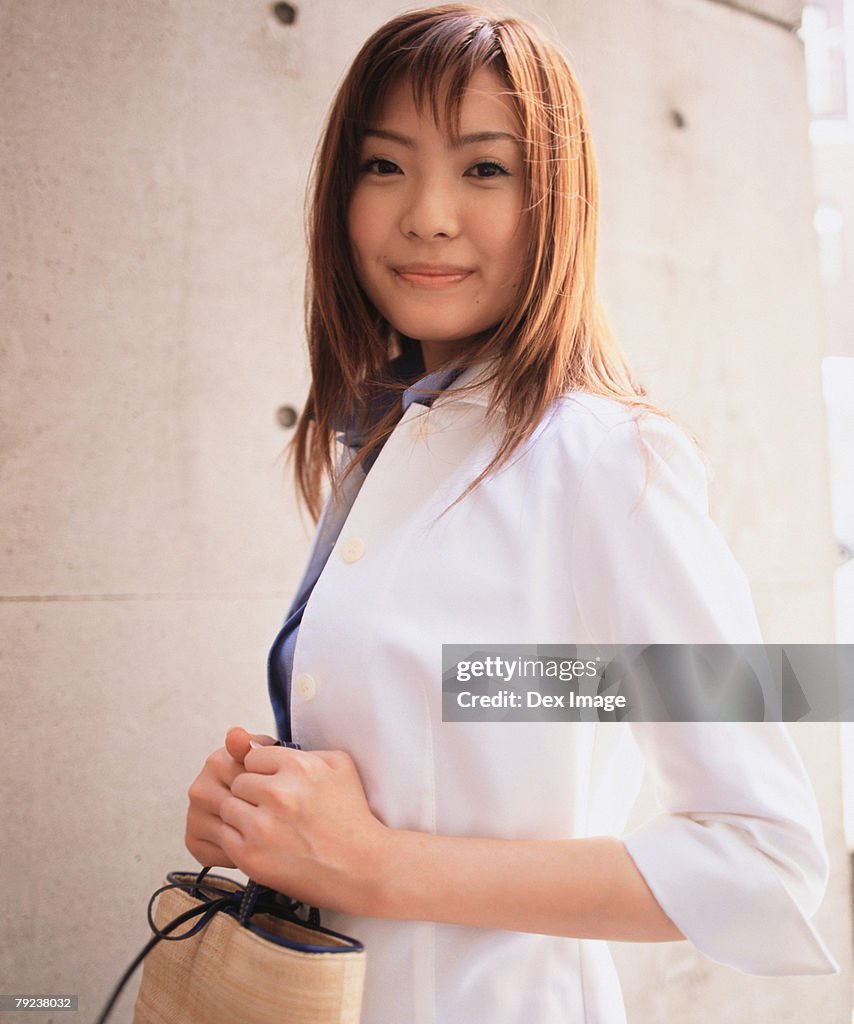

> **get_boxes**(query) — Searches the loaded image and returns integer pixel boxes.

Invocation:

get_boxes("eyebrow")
[362,128,520,149]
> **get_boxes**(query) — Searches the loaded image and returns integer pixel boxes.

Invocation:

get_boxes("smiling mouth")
[393,269,473,288]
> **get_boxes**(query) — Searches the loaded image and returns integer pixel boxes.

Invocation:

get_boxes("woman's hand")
[186,729,682,940]
[218,743,390,916]
[185,727,277,868]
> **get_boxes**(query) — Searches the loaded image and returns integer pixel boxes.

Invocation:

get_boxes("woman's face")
[348,67,530,371]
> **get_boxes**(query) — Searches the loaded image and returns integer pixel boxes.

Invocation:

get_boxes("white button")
[340,537,366,563]
[411,417,435,440]
[295,673,317,701]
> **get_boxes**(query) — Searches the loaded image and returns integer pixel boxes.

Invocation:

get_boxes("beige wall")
[812,139,854,359]
[1,1,850,1021]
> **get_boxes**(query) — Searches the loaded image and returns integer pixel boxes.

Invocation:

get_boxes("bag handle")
[96,746,311,1021]
[95,868,324,1023]
[94,868,237,1024]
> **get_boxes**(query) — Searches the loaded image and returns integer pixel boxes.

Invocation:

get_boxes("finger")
[219,793,258,836]
[312,749,355,773]
[188,771,234,815]
[186,836,237,870]
[225,726,253,766]
[226,728,278,766]
[186,804,231,849]
[187,791,255,868]
[185,805,239,868]
[198,745,244,789]
[244,744,306,775]
[229,771,268,807]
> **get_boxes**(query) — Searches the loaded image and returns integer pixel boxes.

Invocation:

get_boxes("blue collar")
[402,365,465,414]
[336,346,464,453]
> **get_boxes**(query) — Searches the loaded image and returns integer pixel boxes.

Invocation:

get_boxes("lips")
[394,263,473,288]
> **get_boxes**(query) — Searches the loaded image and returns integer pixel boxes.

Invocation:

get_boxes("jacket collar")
[335,345,500,453]
[430,356,498,410]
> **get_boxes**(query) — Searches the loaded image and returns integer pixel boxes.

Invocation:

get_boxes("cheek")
[506,213,532,288]
[493,230,530,291]
[348,193,385,260]
[347,201,387,303]
[347,200,368,264]
[477,202,530,275]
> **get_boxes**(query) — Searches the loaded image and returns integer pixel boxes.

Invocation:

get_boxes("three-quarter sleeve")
[570,412,838,975]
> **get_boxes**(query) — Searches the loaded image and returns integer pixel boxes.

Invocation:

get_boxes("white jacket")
[287,363,836,1024]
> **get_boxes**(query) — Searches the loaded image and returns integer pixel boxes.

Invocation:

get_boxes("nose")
[399,179,460,240]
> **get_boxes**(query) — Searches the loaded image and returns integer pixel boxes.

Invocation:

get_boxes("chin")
[394,321,485,347]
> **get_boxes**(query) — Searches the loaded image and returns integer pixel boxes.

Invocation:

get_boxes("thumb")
[225,726,277,766]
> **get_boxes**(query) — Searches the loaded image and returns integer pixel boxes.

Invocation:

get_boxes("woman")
[185,6,836,1021]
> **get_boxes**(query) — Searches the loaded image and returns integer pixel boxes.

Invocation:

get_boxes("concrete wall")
[1,1,850,1021]
[812,137,854,360]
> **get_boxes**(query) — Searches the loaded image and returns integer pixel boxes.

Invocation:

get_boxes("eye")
[360,157,402,176]
[465,160,510,179]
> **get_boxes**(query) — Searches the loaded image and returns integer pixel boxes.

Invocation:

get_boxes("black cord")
[94,871,230,1024]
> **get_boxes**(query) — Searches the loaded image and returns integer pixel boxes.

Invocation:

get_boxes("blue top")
[267,346,464,741]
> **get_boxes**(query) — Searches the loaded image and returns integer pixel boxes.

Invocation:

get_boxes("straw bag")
[96,868,366,1024]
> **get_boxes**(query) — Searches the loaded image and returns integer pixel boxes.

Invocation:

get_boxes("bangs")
[350,7,510,140]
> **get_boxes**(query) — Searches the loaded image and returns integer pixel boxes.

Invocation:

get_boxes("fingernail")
[249,740,261,749]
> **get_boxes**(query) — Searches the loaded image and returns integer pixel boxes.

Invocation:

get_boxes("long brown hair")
[292,3,654,519]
